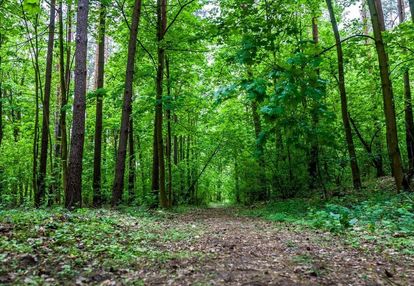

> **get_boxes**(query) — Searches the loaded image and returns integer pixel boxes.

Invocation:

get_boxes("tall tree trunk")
[152,0,168,208]
[0,34,3,147]
[36,0,56,207]
[397,0,414,175]
[308,16,320,189]
[186,134,191,197]
[66,0,90,209]
[179,135,184,195]
[59,0,72,199]
[173,115,178,166]
[54,63,62,203]
[93,1,106,207]
[21,12,42,196]
[166,56,173,207]
[151,121,159,194]
[368,0,406,190]
[251,100,268,200]
[112,0,142,206]
[128,117,136,202]
[326,0,362,190]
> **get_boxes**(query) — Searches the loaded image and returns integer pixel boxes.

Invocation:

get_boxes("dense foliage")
[1,0,414,207]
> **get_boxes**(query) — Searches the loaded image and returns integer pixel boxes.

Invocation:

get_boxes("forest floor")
[1,206,414,285]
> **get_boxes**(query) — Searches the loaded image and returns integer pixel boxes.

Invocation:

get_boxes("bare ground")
[2,208,414,285]
[137,208,414,286]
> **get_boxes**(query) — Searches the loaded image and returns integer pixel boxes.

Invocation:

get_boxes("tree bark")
[136,132,146,196]
[396,0,414,175]
[308,16,320,189]
[326,0,362,190]
[0,34,3,147]
[66,0,90,209]
[368,0,406,190]
[166,56,173,207]
[93,1,106,207]
[248,68,267,200]
[36,0,56,207]
[152,0,168,208]
[128,117,136,202]
[375,0,386,30]
[112,0,142,206]
[409,0,414,21]
[60,0,72,195]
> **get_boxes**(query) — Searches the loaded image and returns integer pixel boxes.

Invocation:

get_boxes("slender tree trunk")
[152,0,168,207]
[166,56,173,207]
[151,121,159,195]
[60,0,72,199]
[54,63,62,203]
[0,34,3,147]
[235,158,240,203]
[136,132,146,196]
[66,0,90,209]
[409,0,414,21]
[368,0,406,190]
[396,0,414,175]
[180,135,184,195]
[93,1,106,206]
[326,0,362,190]
[186,134,191,197]
[128,117,136,202]
[251,100,268,199]
[0,84,2,147]
[33,65,39,197]
[36,0,56,207]
[309,16,320,189]
[173,114,178,166]
[112,0,142,206]
[21,12,42,197]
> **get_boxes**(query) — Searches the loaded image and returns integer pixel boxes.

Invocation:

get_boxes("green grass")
[243,187,414,255]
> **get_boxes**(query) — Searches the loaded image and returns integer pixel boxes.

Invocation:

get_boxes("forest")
[1,0,414,284]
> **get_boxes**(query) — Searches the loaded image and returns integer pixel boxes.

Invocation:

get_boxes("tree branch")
[164,0,196,36]
[318,34,375,56]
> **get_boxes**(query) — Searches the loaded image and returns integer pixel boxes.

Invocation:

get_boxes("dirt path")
[137,208,414,286]
[3,208,414,285]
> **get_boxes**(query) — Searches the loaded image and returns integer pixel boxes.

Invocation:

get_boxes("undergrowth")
[0,208,202,284]
[244,186,414,255]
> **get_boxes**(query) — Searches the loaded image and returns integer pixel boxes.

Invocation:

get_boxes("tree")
[93,1,106,207]
[397,0,414,176]
[308,16,320,189]
[152,0,168,208]
[0,34,3,147]
[57,0,72,195]
[112,0,143,206]
[367,0,406,190]
[326,0,362,190]
[128,117,136,202]
[66,0,90,208]
[409,0,414,20]
[36,0,56,207]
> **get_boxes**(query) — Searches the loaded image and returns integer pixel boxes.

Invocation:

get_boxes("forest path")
[140,207,414,285]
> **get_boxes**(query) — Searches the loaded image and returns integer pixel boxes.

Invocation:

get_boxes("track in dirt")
[2,208,413,285]
[140,208,414,285]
